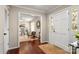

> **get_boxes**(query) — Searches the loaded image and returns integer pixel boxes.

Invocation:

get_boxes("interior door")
[0,6,4,54]
[3,8,9,53]
[51,10,69,51]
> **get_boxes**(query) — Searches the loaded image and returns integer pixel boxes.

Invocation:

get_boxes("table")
[69,41,79,54]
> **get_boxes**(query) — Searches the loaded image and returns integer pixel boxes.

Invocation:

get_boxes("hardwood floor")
[7,37,45,54]
[19,40,45,54]
[39,44,68,54]
[7,36,69,54]
[7,48,19,54]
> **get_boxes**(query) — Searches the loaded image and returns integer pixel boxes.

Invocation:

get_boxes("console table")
[69,41,79,54]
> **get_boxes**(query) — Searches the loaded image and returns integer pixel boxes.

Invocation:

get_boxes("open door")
[3,8,9,53]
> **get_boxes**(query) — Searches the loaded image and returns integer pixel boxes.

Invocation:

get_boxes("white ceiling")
[20,13,33,22]
[22,5,61,12]
[14,5,70,14]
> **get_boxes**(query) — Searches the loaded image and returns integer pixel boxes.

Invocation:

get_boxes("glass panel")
[50,16,55,32]
[71,8,78,32]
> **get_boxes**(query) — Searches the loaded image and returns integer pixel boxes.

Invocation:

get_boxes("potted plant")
[75,32,79,45]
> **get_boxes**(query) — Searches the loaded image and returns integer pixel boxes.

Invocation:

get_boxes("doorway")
[18,12,41,53]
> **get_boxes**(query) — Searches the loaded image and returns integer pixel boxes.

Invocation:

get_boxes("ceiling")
[21,5,61,12]
[20,13,33,22]
[14,5,69,14]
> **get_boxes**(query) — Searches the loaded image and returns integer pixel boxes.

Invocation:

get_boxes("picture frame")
[36,20,40,29]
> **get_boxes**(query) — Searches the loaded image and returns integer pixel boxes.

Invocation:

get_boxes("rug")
[38,44,66,54]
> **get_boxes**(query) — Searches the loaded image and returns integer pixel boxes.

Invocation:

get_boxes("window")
[31,22,35,31]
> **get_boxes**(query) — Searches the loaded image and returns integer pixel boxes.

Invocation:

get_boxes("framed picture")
[36,20,40,29]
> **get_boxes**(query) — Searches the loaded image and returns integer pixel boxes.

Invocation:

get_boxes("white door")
[50,10,70,51]
[3,8,9,53]
[0,6,4,54]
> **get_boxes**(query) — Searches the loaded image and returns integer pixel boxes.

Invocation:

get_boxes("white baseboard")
[40,40,48,43]
[9,46,19,50]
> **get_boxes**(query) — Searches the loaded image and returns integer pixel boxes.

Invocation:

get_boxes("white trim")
[12,5,45,14]
[49,6,71,17]
[17,12,20,48]
[49,42,70,53]
[3,6,10,54]
[8,46,19,50]
[18,12,43,46]
[20,12,42,17]
[39,16,43,43]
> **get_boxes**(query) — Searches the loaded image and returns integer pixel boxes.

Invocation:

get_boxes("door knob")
[4,33,7,35]
[53,29,55,32]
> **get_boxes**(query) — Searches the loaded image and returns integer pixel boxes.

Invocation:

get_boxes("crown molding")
[12,5,46,14]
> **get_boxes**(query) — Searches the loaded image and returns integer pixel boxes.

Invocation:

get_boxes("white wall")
[9,6,48,49]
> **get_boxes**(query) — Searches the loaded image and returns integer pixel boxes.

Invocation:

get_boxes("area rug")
[38,44,66,54]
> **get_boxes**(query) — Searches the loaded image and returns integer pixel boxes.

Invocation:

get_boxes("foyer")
[0,5,79,54]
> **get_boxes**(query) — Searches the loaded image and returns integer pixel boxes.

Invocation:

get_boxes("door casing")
[3,6,9,53]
